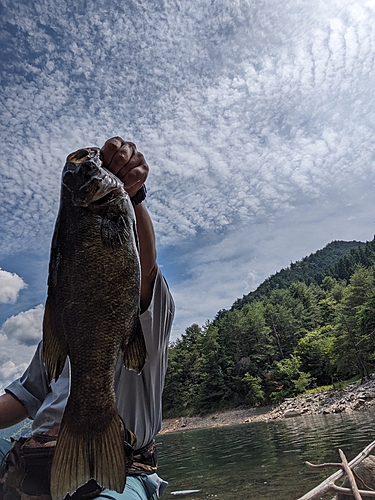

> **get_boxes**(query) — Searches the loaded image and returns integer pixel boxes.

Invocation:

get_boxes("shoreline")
[159,378,375,434]
[160,405,274,434]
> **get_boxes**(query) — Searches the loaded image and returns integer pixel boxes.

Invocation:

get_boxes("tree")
[271,354,314,401]
[294,326,335,386]
[195,324,231,413]
[334,265,375,382]
[242,374,265,406]
[163,324,204,417]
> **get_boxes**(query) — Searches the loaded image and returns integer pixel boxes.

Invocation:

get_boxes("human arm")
[1,342,51,430]
[0,392,28,429]
[134,202,158,312]
[101,137,158,312]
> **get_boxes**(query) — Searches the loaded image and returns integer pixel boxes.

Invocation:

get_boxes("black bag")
[0,436,102,500]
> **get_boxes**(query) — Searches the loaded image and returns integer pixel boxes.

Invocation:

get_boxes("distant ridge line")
[222,238,374,316]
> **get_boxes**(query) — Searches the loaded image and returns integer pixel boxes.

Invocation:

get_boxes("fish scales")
[43,148,147,500]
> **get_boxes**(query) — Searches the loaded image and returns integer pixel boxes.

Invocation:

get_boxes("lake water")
[156,409,375,500]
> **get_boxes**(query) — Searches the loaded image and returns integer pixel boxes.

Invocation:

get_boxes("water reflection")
[156,409,375,500]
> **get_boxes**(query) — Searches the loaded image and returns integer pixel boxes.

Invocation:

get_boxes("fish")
[42,147,147,500]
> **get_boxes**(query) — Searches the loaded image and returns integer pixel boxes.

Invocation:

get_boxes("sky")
[1,0,375,392]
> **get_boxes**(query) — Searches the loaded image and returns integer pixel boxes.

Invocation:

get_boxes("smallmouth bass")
[43,147,146,500]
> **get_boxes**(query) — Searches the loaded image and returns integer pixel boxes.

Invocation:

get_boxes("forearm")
[134,202,158,312]
[0,392,28,429]
[100,137,158,310]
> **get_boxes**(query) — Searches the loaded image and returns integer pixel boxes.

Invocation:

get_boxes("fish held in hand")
[43,147,147,500]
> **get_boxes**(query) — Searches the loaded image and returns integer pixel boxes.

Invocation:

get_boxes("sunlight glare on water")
[156,409,375,500]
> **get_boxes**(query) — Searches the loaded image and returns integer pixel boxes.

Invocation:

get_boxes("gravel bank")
[160,379,375,434]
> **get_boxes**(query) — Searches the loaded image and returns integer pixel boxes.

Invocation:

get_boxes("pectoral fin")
[42,296,68,383]
[101,214,129,247]
[122,318,147,374]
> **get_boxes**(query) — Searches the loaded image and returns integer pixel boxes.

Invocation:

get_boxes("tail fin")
[50,411,126,500]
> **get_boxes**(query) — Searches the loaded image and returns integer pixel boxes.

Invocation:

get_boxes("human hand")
[100,137,148,198]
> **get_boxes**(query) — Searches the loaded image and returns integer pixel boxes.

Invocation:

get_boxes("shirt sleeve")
[114,268,175,448]
[141,267,175,356]
[5,342,51,419]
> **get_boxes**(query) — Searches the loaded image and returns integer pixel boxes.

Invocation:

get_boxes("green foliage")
[272,354,315,398]
[332,264,375,382]
[292,371,315,394]
[229,240,368,311]
[242,374,265,406]
[294,325,336,385]
[163,238,375,417]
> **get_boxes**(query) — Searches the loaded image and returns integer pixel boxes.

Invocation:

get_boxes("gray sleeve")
[5,342,51,419]
[114,268,175,447]
[141,267,175,356]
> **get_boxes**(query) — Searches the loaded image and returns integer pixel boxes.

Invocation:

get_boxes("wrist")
[130,185,147,206]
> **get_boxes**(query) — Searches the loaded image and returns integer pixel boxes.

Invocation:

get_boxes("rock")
[362,391,375,399]
[284,409,302,418]
[352,399,366,410]
[332,406,344,413]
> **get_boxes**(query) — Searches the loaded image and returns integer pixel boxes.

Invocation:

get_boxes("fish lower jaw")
[91,188,124,206]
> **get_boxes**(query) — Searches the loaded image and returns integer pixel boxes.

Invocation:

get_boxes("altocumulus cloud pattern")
[1,0,375,389]
[1,0,375,254]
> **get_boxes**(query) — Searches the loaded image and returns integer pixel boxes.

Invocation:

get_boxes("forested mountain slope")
[164,238,375,418]
[230,239,368,312]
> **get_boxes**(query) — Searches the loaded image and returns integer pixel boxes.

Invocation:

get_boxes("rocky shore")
[160,378,375,434]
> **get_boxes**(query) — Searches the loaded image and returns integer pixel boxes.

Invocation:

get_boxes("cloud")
[1,305,44,346]
[0,355,28,392]
[0,269,27,304]
[1,0,375,350]
[1,0,375,256]
[169,194,375,339]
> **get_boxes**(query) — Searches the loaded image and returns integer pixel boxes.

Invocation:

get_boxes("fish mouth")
[91,187,123,206]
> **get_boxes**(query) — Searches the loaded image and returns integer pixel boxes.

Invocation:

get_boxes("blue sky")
[1,0,375,391]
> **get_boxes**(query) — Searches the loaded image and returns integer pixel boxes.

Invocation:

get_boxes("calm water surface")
[156,409,375,500]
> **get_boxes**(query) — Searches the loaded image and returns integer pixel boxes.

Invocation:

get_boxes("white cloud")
[1,305,44,346]
[0,269,27,303]
[0,2,372,253]
[1,0,375,350]
[0,355,28,392]
[169,193,375,339]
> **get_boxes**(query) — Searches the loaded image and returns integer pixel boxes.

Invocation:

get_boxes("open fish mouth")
[63,147,125,207]
[91,187,123,206]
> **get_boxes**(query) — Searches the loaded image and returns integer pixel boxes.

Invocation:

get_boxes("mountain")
[163,237,375,417]
[229,239,373,313]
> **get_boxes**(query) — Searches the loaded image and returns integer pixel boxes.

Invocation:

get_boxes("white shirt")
[6,269,175,451]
